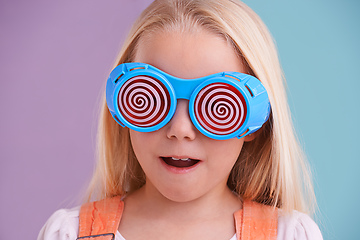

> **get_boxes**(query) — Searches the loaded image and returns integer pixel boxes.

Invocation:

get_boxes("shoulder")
[37,207,80,240]
[277,209,323,240]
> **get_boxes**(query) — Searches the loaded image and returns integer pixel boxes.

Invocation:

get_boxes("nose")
[166,100,197,141]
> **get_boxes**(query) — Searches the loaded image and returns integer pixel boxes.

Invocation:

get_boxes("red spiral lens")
[194,83,247,135]
[118,75,171,128]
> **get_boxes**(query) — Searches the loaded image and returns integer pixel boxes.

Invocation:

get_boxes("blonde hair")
[87,0,316,214]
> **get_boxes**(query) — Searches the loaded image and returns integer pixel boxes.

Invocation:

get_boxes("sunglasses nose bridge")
[163,76,210,140]
[167,76,205,100]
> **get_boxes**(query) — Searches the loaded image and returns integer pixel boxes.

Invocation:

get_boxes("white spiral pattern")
[194,83,246,135]
[118,75,170,127]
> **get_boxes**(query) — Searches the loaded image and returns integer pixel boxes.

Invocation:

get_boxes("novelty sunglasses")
[106,62,271,140]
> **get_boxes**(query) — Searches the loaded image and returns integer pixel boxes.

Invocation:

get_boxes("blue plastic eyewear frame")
[106,62,270,140]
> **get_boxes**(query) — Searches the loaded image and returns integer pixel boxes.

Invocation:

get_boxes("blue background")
[242,0,360,239]
[0,0,359,239]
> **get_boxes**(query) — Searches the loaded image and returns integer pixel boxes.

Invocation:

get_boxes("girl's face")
[130,29,252,202]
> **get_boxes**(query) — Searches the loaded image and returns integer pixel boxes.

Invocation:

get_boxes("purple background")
[0,0,153,239]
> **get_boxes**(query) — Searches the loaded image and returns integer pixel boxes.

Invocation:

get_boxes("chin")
[158,186,203,203]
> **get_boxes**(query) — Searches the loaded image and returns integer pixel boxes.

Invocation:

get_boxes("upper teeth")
[172,157,190,161]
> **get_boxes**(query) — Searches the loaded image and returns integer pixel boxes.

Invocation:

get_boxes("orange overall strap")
[234,200,278,240]
[77,196,124,240]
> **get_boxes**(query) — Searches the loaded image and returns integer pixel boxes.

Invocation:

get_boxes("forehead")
[134,29,246,79]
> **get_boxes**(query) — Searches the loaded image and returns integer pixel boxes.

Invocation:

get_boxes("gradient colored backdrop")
[0,0,359,239]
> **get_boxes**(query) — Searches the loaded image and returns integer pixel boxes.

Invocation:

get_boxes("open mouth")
[161,157,200,168]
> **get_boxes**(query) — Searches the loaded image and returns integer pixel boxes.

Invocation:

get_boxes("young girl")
[38,0,323,239]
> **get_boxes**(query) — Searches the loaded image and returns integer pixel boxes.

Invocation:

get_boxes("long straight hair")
[87,0,316,214]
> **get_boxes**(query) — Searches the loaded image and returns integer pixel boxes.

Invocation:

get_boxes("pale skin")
[118,28,255,240]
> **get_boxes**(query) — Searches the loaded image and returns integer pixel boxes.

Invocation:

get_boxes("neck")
[126,180,242,223]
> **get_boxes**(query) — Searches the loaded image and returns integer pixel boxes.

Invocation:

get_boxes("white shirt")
[38,206,323,240]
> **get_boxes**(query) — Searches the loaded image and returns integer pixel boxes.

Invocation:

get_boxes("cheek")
[129,130,139,149]
[207,139,244,166]
[129,130,162,162]
[129,130,149,160]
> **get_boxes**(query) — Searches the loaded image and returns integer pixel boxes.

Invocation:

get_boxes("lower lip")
[159,158,201,174]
